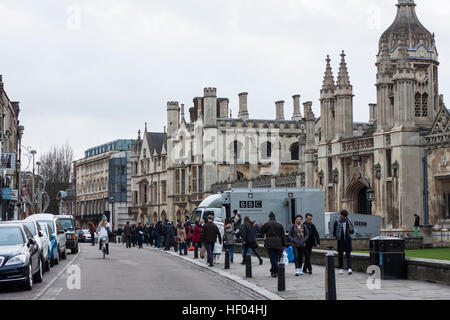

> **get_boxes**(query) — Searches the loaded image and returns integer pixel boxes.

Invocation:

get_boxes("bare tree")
[39,143,74,214]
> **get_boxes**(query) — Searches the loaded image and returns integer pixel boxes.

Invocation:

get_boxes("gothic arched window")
[422,93,429,117]
[290,143,299,161]
[415,92,422,117]
[261,142,272,159]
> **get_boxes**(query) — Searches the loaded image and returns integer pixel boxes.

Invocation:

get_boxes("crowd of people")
[88,208,355,277]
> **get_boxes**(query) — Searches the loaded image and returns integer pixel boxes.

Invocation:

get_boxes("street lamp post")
[367,187,375,215]
[110,196,115,231]
[30,150,36,214]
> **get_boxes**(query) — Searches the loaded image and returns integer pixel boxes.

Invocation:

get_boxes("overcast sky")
[1,0,449,162]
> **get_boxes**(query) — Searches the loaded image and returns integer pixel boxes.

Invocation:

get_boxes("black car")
[0,223,43,291]
[58,216,79,254]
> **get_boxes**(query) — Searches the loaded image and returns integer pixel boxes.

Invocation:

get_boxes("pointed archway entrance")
[346,176,371,214]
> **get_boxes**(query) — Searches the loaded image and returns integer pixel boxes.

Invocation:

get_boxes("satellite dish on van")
[198,194,224,209]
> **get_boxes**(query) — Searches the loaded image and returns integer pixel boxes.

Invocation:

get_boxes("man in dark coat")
[154,221,163,248]
[164,221,176,251]
[303,213,321,275]
[260,212,286,278]
[184,215,193,248]
[123,221,132,249]
[333,210,355,275]
[200,215,222,267]
[241,217,263,265]
[136,223,144,249]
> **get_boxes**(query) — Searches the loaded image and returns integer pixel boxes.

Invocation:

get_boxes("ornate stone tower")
[377,0,439,130]
[320,55,336,142]
[335,51,354,139]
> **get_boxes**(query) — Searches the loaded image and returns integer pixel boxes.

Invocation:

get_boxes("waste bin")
[370,236,406,280]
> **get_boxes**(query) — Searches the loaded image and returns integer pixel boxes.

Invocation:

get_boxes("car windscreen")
[39,221,54,234]
[0,227,25,246]
[22,222,37,236]
[59,218,75,231]
[38,223,48,236]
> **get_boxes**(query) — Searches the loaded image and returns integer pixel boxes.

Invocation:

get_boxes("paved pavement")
[20,243,268,300]
[174,245,450,300]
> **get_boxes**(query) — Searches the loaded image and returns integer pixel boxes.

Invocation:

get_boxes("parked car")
[0,223,43,291]
[38,222,59,267]
[76,229,85,242]
[1,221,50,273]
[25,214,67,260]
[82,229,98,243]
[58,215,79,254]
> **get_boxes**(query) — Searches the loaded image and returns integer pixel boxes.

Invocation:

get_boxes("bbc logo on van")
[240,201,262,209]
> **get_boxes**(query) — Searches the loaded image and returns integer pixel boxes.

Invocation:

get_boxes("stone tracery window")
[415,92,429,118]
[415,92,422,117]
[422,93,429,117]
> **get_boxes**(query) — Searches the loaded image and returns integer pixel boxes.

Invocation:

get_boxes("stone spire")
[181,104,186,122]
[336,51,351,90]
[378,42,393,75]
[396,39,413,73]
[321,55,335,92]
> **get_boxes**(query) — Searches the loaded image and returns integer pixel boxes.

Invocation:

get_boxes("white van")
[189,195,226,224]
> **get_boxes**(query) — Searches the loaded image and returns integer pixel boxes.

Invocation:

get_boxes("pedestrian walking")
[200,215,222,267]
[144,223,150,246]
[148,223,155,246]
[185,216,193,249]
[177,222,187,255]
[232,210,242,243]
[333,210,355,275]
[288,215,309,276]
[154,221,163,248]
[116,226,123,244]
[164,221,176,251]
[414,214,421,238]
[192,220,202,250]
[136,223,144,249]
[260,212,286,278]
[223,219,236,264]
[89,222,96,246]
[124,221,132,248]
[213,218,225,264]
[302,213,320,275]
[241,217,263,265]
[131,224,137,247]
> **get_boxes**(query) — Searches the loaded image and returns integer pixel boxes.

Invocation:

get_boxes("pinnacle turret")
[321,55,335,92]
[378,43,393,75]
[336,51,352,90]
[396,39,413,73]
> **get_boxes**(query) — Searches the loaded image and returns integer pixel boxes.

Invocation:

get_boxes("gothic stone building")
[317,0,449,233]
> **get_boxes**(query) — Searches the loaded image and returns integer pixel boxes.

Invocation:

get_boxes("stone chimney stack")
[276,101,285,120]
[369,104,377,123]
[238,93,249,120]
[218,98,229,118]
[292,95,302,120]
[203,87,217,128]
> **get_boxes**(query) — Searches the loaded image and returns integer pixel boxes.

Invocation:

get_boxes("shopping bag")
[189,246,195,251]
[286,246,295,263]
[282,250,289,266]
[200,246,206,259]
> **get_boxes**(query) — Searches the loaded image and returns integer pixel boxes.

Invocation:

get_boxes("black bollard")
[278,262,286,292]
[194,244,199,259]
[325,252,337,300]
[245,254,252,278]
[184,243,188,256]
[225,249,230,270]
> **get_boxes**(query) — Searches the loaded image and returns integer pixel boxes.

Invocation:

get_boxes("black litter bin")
[370,237,406,280]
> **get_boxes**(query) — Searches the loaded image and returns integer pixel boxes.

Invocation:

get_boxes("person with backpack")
[241,216,263,266]
[333,210,355,275]
[288,215,309,276]
[223,218,236,264]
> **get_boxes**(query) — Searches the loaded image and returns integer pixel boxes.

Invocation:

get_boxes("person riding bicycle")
[97,216,111,255]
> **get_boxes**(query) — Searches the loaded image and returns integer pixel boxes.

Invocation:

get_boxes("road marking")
[32,247,82,301]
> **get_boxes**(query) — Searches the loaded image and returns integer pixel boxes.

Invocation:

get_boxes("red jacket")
[192,225,202,243]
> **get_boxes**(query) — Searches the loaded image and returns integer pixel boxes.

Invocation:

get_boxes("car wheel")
[34,259,43,283]
[45,256,51,272]
[22,264,33,291]
[72,245,79,254]
[61,248,67,260]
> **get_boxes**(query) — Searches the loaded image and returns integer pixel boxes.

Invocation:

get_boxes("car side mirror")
[39,232,44,237]
[64,229,68,232]
[28,238,36,246]
[58,230,65,235]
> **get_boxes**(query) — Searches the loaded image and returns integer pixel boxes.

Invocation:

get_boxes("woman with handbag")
[288,215,309,276]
